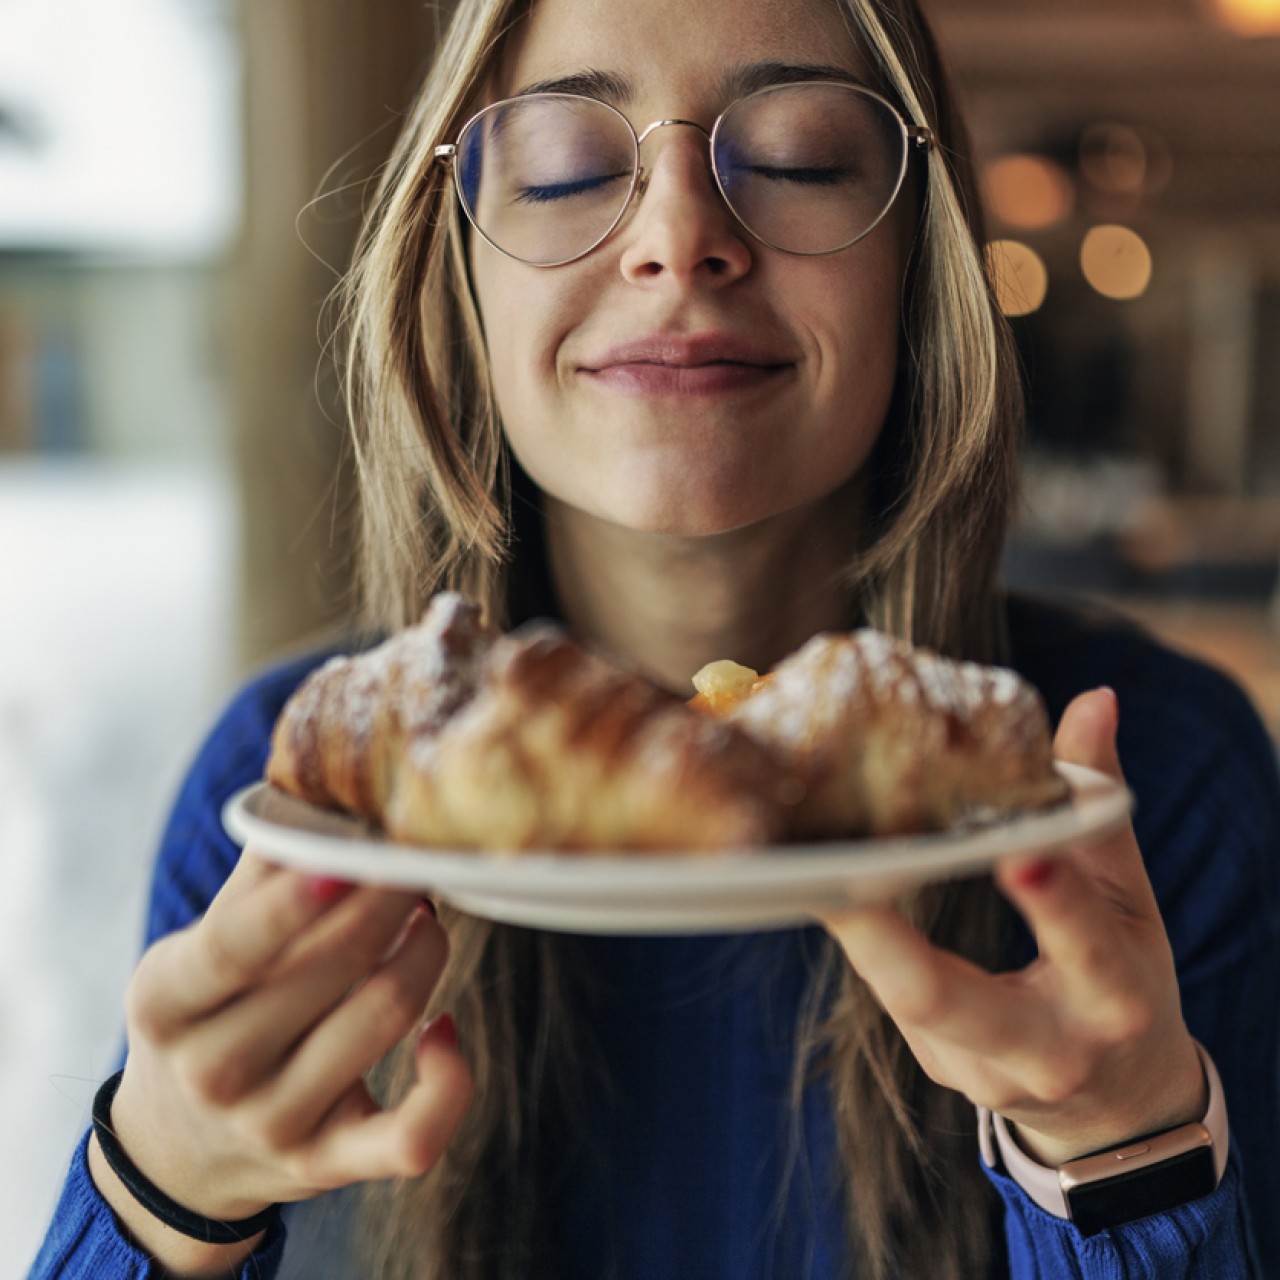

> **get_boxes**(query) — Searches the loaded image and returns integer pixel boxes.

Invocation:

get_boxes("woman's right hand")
[88,849,472,1273]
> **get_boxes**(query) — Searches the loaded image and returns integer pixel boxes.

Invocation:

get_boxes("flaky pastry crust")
[266,594,1068,853]
[265,593,496,822]
[267,595,793,851]
[722,630,1069,837]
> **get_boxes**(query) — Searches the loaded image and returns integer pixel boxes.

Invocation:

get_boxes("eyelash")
[516,172,631,204]
[736,164,850,186]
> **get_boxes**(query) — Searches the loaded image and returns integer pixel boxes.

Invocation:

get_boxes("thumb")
[1054,686,1122,781]
[1038,684,1156,911]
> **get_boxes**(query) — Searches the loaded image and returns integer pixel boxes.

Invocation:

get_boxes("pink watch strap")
[977,1039,1229,1220]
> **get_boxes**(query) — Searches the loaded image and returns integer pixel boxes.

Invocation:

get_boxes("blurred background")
[2,0,1277,1270]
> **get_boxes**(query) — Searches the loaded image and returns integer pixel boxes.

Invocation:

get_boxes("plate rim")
[222,761,1131,911]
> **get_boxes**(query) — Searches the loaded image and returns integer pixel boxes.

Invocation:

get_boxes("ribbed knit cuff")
[26,1129,288,1280]
[981,1144,1259,1279]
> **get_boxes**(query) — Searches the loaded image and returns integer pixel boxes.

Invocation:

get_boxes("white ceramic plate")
[222,762,1130,935]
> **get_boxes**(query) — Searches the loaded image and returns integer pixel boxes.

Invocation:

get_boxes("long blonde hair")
[342,1,1022,1275]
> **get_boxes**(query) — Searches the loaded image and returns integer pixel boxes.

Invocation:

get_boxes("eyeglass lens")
[455,84,909,265]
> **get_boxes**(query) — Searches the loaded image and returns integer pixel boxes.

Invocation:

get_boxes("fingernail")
[307,875,353,905]
[421,896,438,919]
[419,1012,458,1051]
[1011,858,1058,891]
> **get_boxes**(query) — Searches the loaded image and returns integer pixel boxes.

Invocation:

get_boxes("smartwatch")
[978,1040,1229,1236]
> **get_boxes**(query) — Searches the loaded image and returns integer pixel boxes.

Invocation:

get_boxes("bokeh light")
[1079,123,1173,197]
[1080,225,1153,300]
[987,239,1049,316]
[1209,0,1280,36]
[983,154,1075,230]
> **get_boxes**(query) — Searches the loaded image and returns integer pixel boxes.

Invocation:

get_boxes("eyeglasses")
[433,81,933,267]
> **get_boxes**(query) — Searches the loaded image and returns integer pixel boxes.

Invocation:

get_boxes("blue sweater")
[30,596,1280,1279]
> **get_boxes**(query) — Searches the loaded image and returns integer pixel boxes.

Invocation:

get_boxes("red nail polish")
[308,875,353,905]
[420,1012,458,1050]
[1013,859,1058,891]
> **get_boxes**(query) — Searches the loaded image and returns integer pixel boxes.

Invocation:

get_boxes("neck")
[542,484,865,693]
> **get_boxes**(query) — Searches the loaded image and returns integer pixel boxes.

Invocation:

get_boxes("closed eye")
[515,171,631,204]
[739,164,855,186]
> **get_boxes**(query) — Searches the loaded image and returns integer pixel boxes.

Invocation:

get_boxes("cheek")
[471,252,587,421]
[472,256,620,508]
[801,266,903,453]
[473,261,538,400]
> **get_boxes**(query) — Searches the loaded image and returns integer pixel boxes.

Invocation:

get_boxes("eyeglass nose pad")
[632,149,717,208]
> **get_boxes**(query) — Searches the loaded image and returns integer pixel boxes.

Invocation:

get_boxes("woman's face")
[470,0,911,538]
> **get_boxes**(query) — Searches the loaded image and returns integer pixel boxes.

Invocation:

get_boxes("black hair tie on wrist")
[92,1070,282,1245]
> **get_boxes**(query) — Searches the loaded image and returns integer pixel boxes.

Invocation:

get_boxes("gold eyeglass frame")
[433,81,934,267]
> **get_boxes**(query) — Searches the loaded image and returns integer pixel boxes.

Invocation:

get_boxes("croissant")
[707,630,1069,838]
[385,625,795,851]
[265,593,497,822]
[267,595,794,851]
[268,593,1067,853]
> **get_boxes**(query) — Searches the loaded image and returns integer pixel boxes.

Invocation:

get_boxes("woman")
[33,0,1279,1275]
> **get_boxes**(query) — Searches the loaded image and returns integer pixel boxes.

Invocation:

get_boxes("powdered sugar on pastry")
[388,624,794,851]
[724,630,1067,838]
[265,593,496,820]
[267,596,1067,852]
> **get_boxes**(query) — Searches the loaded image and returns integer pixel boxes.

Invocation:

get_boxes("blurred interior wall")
[231,0,444,667]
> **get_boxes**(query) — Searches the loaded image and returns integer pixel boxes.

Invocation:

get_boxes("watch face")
[1065,1145,1218,1236]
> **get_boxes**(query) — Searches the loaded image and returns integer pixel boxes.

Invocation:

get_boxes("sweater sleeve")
[986,1150,1259,1279]
[26,652,332,1280]
[27,1133,288,1280]
[997,602,1280,1278]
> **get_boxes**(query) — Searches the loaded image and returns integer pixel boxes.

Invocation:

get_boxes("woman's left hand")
[819,687,1206,1166]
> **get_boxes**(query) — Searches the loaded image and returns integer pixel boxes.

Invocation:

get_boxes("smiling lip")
[580,333,795,396]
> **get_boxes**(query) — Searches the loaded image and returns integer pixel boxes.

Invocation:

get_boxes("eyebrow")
[512,61,866,107]
[515,69,634,102]
[719,61,868,100]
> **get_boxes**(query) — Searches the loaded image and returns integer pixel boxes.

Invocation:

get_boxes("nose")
[616,121,753,286]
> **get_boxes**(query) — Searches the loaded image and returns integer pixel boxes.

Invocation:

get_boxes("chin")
[632,514,750,538]
[593,490,786,539]
[621,455,788,528]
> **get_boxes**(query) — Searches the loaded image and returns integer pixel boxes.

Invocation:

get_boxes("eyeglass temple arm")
[434,127,931,161]
[434,126,930,163]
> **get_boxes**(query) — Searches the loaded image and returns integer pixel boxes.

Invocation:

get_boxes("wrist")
[88,1130,267,1274]
[92,1069,281,1254]
[978,1039,1229,1233]
[108,1067,275,1222]
[1010,1035,1206,1167]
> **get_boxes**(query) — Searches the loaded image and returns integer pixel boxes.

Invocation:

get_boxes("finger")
[170,888,432,1094]
[1046,688,1155,908]
[132,860,359,1029]
[819,903,1046,1053]
[304,1016,473,1186]
[994,852,1167,1023]
[264,906,449,1140]
[992,687,1160,964]
[1055,687,1123,780]
[222,848,279,897]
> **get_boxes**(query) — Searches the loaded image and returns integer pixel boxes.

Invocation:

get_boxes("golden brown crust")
[385,626,794,851]
[266,604,794,851]
[265,593,497,820]
[725,630,1069,837]
[266,595,1066,852]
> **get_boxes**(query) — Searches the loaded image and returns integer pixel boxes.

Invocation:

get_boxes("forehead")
[491,0,872,105]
